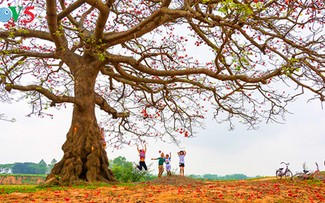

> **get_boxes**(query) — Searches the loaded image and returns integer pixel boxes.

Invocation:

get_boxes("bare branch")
[95,93,129,119]
[4,84,80,107]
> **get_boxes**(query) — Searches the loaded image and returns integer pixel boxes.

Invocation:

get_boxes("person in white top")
[165,152,172,176]
[177,150,186,176]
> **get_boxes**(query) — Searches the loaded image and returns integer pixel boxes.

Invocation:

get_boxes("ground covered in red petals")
[0,176,325,202]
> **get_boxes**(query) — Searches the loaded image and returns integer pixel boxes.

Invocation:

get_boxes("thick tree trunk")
[45,63,115,185]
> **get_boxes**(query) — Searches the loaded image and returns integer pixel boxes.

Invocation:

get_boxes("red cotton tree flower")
[0,0,324,185]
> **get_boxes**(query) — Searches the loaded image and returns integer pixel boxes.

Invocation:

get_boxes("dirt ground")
[1,175,325,203]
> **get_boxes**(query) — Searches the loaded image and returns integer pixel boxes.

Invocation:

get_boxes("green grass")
[0,184,90,194]
[0,182,136,194]
[0,185,42,194]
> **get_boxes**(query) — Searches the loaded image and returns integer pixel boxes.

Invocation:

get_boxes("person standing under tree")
[152,152,165,178]
[177,150,186,176]
[136,144,147,171]
[165,152,172,176]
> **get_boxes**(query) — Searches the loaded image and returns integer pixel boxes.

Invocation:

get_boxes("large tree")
[0,0,324,185]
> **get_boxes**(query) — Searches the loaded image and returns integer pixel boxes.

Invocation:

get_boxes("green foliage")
[218,0,253,20]
[109,156,154,182]
[97,53,106,61]
[12,160,48,174]
[0,164,14,171]
[188,173,249,180]
[0,159,58,175]
[46,159,57,174]
[282,66,298,76]
[281,58,301,75]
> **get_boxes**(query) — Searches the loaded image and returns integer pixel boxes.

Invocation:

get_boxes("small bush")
[109,156,154,182]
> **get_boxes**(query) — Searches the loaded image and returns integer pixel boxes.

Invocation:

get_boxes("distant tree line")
[188,173,249,180]
[1,156,251,181]
[0,159,57,174]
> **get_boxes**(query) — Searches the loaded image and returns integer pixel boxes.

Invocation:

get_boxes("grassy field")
[0,175,324,202]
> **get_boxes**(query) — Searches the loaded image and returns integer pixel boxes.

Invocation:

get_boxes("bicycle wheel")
[314,172,325,181]
[276,170,282,179]
[293,173,306,181]
[285,170,293,179]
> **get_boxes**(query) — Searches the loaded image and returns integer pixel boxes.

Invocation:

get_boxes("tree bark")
[45,63,115,185]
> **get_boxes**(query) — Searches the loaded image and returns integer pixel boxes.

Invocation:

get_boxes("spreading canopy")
[0,0,324,146]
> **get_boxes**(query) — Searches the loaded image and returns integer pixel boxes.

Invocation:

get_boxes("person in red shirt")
[136,144,147,171]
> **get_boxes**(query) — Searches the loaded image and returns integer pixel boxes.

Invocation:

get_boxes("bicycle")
[314,161,325,181]
[276,162,293,179]
[293,162,318,181]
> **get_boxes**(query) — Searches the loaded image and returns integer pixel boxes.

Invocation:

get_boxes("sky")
[0,93,324,177]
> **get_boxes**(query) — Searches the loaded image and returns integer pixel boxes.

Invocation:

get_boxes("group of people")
[136,145,186,177]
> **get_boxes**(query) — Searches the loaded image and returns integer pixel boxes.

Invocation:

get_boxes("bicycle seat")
[303,170,309,174]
